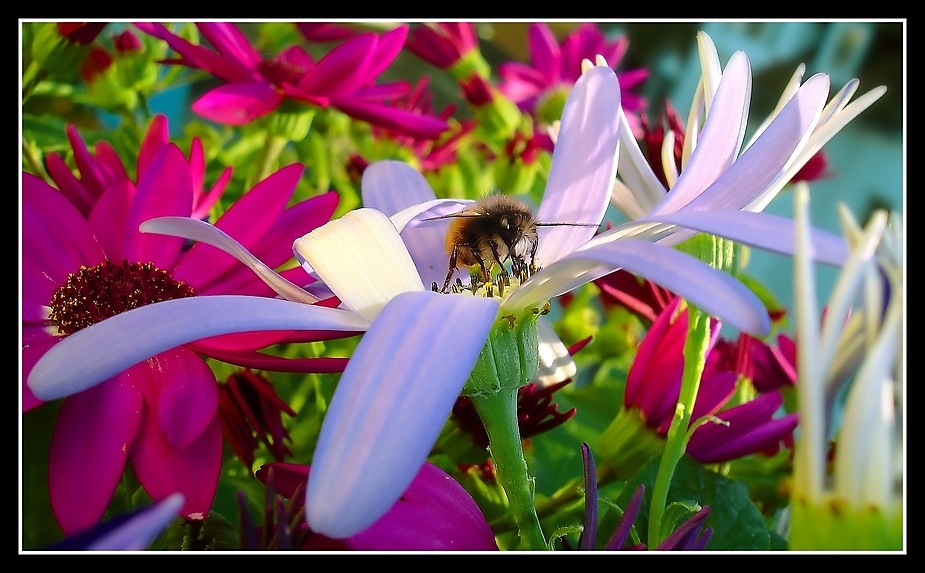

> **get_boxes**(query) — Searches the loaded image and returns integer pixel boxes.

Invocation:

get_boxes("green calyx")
[462,302,546,397]
[596,406,666,479]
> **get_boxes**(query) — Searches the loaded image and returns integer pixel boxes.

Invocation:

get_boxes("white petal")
[614,108,665,217]
[294,209,425,322]
[533,317,577,388]
[306,291,499,538]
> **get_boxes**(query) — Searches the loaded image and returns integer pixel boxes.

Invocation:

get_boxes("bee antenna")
[535,222,600,227]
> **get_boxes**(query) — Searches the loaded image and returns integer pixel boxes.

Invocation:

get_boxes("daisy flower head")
[23,124,341,534]
[498,23,649,134]
[609,30,886,224]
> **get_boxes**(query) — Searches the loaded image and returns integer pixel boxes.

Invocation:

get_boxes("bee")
[423,194,597,293]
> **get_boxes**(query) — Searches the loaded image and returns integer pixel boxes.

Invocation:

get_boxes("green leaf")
[619,456,773,550]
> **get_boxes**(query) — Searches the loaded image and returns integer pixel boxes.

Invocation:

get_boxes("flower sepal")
[448,49,492,83]
[597,406,666,480]
[462,301,547,397]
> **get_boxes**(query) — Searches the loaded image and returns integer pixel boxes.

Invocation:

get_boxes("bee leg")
[472,251,491,285]
[441,245,460,293]
[527,239,539,276]
[489,241,508,280]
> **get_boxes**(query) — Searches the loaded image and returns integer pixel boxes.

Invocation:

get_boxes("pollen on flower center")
[48,259,195,336]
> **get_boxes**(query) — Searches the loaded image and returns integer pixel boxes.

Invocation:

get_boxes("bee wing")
[420,209,485,222]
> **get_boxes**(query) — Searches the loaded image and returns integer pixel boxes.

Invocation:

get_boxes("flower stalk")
[647,235,732,547]
[647,304,711,547]
[470,389,546,550]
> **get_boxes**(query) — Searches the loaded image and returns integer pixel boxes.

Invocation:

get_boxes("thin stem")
[471,389,546,550]
[647,305,710,548]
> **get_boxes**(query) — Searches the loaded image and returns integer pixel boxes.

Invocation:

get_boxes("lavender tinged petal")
[505,239,771,336]
[306,291,499,539]
[683,73,830,212]
[141,217,320,304]
[28,296,369,400]
[536,65,620,266]
[614,108,666,216]
[361,160,440,215]
[646,209,849,266]
[649,52,750,216]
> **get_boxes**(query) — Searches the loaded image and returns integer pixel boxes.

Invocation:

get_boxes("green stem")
[470,389,546,550]
[647,305,711,548]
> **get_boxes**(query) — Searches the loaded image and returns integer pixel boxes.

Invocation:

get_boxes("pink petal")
[136,114,169,181]
[49,373,143,534]
[22,174,105,283]
[87,180,135,261]
[192,82,283,125]
[44,151,95,215]
[333,97,448,139]
[123,144,193,269]
[21,337,58,412]
[132,348,218,450]
[197,22,263,69]
[296,33,377,96]
[66,123,109,197]
[345,462,497,550]
[172,163,303,290]
[527,23,561,80]
[131,407,222,521]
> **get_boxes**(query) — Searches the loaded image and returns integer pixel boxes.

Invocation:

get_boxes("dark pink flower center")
[48,259,195,336]
[257,57,306,88]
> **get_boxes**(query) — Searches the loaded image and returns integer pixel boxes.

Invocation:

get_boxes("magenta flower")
[43,114,229,220]
[251,462,498,550]
[498,23,649,132]
[22,126,344,533]
[294,22,361,43]
[621,298,797,465]
[405,23,480,69]
[134,22,448,138]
